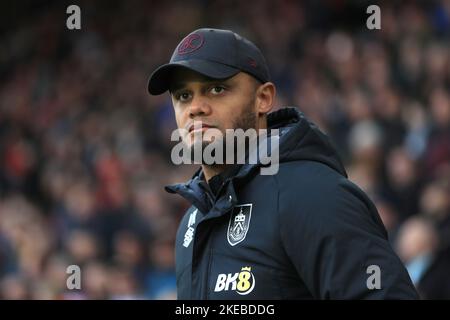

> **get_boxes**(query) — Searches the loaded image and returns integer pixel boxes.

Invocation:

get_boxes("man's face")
[170,69,260,149]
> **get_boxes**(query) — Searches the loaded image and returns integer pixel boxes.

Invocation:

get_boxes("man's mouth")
[188,123,215,133]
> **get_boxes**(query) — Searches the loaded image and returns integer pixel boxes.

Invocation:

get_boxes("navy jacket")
[166,107,419,299]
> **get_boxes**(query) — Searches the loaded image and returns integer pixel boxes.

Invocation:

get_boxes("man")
[147,28,419,299]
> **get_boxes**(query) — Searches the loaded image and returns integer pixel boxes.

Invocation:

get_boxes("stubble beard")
[187,95,257,167]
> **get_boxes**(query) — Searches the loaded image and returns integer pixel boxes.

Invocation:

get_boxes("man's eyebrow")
[170,78,234,94]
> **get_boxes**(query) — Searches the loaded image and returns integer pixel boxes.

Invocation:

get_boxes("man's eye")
[177,92,191,102]
[210,86,226,95]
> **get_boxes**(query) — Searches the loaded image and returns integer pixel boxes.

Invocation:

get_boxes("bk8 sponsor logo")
[214,266,255,295]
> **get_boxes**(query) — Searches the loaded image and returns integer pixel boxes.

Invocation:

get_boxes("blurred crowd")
[0,0,449,299]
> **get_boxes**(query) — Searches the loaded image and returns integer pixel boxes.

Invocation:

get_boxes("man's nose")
[188,96,211,119]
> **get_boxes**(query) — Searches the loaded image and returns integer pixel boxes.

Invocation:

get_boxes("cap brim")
[147,59,240,95]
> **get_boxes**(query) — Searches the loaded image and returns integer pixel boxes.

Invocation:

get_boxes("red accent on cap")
[178,33,205,55]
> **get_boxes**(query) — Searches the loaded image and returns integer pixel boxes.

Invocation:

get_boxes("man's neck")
[202,164,228,182]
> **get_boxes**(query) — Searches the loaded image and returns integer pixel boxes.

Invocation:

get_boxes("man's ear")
[256,82,276,115]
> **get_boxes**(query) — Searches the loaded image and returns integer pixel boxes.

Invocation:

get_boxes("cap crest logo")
[177,33,204,55]
[248,58,257,68]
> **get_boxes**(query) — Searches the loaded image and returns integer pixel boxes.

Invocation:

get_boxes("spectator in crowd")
[396,215,450,299]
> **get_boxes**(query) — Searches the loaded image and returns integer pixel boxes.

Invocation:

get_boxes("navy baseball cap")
[147,28,270,95]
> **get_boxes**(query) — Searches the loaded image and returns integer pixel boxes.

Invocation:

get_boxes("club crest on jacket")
[227,204,252,246]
